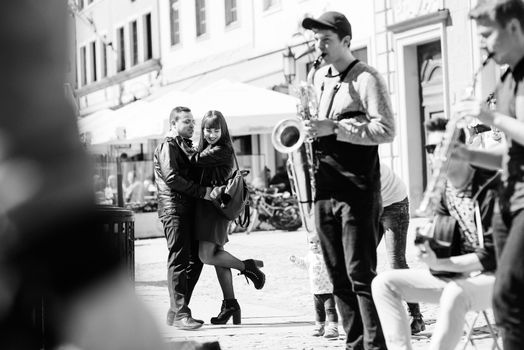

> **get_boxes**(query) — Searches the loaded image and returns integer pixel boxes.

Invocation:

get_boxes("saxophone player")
[453,1,524,348]
[301,11,395,350]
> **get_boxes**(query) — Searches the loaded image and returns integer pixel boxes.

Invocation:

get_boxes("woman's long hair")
[198,110,233,151]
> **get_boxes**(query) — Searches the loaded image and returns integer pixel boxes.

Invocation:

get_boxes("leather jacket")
[190,142,234,187]
[153,136,206,215]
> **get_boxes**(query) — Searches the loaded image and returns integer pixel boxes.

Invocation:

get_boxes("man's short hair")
[425,117,466,143]
[169,106,191,124]
[469,0,524,30]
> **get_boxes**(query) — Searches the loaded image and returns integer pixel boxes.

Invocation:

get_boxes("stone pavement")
[135,219,501,349]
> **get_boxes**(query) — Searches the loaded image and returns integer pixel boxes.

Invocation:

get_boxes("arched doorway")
[417,40,444,188]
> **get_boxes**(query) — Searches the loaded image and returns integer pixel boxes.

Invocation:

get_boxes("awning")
[78,108,116,144]
[78,79,299,144]
[188,79,299,135]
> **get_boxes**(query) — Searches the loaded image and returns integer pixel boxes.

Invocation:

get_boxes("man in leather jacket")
[154,106,211,330]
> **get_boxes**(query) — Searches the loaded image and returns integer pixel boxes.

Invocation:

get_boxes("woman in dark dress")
[190,110,266,325]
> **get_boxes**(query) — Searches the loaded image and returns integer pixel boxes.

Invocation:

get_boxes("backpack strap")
[236,204,250,228]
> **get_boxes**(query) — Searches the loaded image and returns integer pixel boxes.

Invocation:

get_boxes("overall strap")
[323,59,359,119]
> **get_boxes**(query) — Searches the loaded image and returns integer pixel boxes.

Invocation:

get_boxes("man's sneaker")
[411,316,426,334]
[311,323,325,337]
[171,316,203,330]
[323,324,339,339]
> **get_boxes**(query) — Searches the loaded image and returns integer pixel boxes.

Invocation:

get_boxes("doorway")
[417,40,444,188]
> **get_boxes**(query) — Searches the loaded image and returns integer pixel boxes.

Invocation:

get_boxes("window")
[143,13,153,60]
[90,41,97,82]
[117,27,126,72]
[233,136,252,155]
[130,20,138,66]
[195,0,206,37]
[263,0,279,11]
[169,0,180,46]
[80,46,87,86]
[353,47,368,64]
[101,40,107,78]
[224,0,237,26]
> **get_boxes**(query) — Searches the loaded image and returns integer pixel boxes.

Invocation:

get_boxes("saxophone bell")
[271,118,307,154]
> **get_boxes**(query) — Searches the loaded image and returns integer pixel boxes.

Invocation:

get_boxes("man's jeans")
[492,208,524,350]
[372,269,495,350]
[381,197,421,317]
[315,194,386,350]
[160,210,203,319]
[381,197,410,270]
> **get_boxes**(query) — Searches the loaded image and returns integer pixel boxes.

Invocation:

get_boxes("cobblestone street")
[135,219,501,349]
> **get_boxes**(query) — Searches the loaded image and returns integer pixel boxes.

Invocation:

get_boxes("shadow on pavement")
[202,320,314,329]
[136,280,168,288]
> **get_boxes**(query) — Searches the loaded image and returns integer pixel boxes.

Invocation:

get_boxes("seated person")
[124,170,145,204]
[269,165,291,193]
[104,174,117,205]
[371,118,500,350]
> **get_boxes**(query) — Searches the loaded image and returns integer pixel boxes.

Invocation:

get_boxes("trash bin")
[95,205,135,281]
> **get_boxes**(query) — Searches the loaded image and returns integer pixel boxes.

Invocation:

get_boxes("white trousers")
[371,269,495,350]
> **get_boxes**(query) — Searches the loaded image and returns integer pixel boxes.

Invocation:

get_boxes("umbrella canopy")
[78,80,300,145]
[190,79,299,135]
[77,108,117,144]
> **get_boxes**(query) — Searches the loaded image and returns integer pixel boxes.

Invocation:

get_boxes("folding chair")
[462,310,501,350]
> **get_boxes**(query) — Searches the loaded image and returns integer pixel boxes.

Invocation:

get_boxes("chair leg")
[481,311,501,350]
[462,312,481,350]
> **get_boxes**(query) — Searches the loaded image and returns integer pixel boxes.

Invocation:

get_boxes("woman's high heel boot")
[240,259,265,289]
[210,299,241,325]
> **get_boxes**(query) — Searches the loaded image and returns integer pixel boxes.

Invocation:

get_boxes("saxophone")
[271,54,324,234]
[416,53,494,217]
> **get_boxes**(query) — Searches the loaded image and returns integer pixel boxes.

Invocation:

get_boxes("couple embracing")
[153,106,266,330]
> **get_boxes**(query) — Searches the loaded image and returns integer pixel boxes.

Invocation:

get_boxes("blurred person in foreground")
[372,118,500,350]
[0,1,163,350]
[301,11,395,349]
[154,106,212,330]
[455,1,524,348]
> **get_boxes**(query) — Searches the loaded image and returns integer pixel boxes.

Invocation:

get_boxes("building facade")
[73,0,496,212]
[373,0,499,210]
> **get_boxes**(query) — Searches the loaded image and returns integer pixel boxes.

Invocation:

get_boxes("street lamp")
[282,46,296,85]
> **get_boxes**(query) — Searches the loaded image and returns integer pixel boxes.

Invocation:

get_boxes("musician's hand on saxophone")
[452,95,496,126]
[304,119,339,139]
